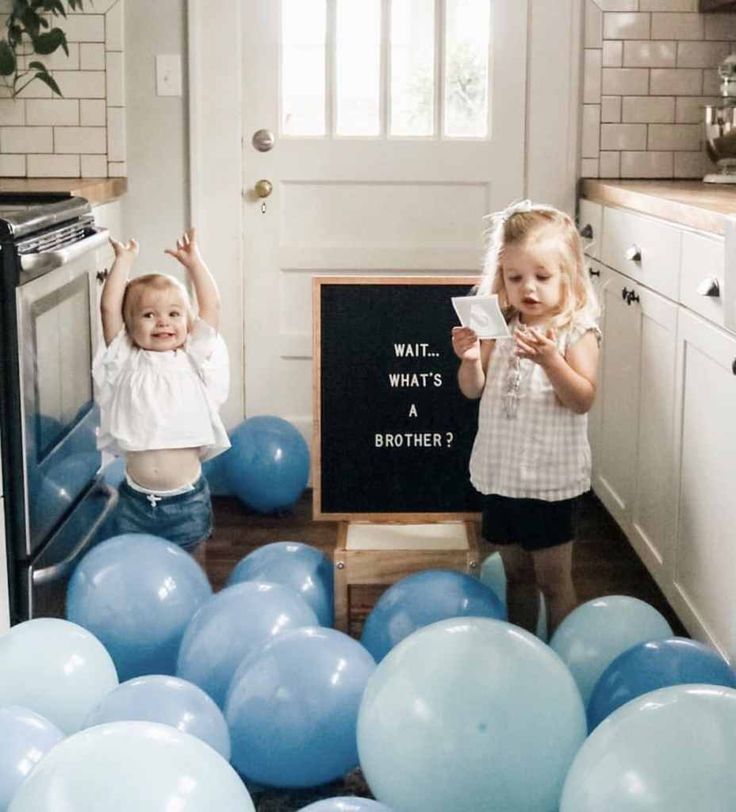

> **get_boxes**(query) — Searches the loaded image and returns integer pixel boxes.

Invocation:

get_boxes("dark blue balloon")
[202,451,233,496]
[225,626,375,788]
[223,416,309,513]
[360,569,507,663]
[587,636,736,731]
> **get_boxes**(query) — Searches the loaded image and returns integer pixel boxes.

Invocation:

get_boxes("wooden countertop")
[580,178,736,235]
[0,177,126,206]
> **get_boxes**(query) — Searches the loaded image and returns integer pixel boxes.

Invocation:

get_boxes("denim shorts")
[104,474,213,551]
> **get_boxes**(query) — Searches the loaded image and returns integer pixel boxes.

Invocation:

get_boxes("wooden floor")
[207,489,686,638]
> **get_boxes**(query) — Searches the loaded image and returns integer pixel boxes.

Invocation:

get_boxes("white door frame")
[187,0,582,427]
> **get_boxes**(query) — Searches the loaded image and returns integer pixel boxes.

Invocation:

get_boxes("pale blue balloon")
[549,595,673,705]
[0,619,118,734]
[225,626,375,788]
[84,675,230,760]
[480,552,548,641]
[67,534,212,681]
[299,798,393,811]
[7,721,255,812]
[561,685,736,811]
[360,570,506,662]
[100,457,125,489]
[0,706,64,811]
[227,541,334,626]
[358,617,586,812]
[176,581,318,707]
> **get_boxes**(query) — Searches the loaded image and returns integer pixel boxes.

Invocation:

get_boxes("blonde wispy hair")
[477,200,600,330]
[122,273,195,333]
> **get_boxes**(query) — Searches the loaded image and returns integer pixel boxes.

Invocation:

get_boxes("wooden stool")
[333,520,480,633]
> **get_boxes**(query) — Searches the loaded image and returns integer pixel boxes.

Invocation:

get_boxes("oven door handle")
[20,227,110,275]
[32,481,118,586]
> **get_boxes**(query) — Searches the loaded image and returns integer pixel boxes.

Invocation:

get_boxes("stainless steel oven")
[0,194,117,622]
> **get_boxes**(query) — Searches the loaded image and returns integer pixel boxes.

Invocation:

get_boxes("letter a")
[409,403,418,418]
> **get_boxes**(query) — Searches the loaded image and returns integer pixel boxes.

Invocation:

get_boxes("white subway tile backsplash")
[581,158,599,177]
[1,126,52,153]
[601,122,648,149]
[64,14,105,42]
[586,0,603,48]
[594,1,638,11]
[106,1,124,51]
[106,52,125,107]
[26,99,79,126]
[602,68,650,94]
[107,106,126,162]
[16,79,52,99]
[35,44,80,71]
[622,95,675,122]
[602,95,623,122]
[674,150,715,177]
[584,50,603,103]
[81,99,107,126]
[55,71,106,99]
[603,40,623,66]
[81,154,108,177]
[27,154,80,177]
[599,151,621,176]
[55,126,106,154]
[676,40,730,68]
[621,150,674,176]
[640,0,698,10]
[604,13,652,40]
[624,41,676,67]
[650,68,702,94]
[0,99,24,126]
[81,44,106,71]
[702,70,721,96]
[651,13,704,40]
[583,105,602,158]
[108,161,127,177]
[0,155,25,176]
[648,122,702,149]
[675,96,718,123]
[704,14,736,41]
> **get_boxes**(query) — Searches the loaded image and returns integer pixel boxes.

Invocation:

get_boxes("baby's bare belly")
[125,448,202,491]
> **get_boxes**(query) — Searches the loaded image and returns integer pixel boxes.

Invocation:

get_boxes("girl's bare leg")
[498,544,538,633]
[532,541,576,636]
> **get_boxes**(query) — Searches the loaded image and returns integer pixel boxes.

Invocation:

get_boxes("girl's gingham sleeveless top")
[469,315,601,501]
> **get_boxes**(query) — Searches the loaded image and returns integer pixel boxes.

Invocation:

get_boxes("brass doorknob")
[254,179,273,199]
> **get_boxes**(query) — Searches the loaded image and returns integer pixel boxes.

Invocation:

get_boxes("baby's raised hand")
[164,227,203,271]
[109,237,139,261]
[514,325,559,367]
[452,326,481,361]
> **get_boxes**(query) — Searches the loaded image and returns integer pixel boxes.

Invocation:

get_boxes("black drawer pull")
[580,224,594,239]
[589,267,601,277]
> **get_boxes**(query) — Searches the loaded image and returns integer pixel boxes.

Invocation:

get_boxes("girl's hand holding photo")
[451,325,481,362]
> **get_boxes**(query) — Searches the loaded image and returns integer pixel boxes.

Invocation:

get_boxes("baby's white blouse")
[93,318,231,462]
[469,314,600,501]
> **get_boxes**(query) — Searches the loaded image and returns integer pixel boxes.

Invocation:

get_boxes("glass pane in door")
[390,0,435,136]
[444,0,491,137]
[282,0,327,135]
[336,0,381,136]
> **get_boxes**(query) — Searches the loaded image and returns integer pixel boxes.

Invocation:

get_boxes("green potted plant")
[0,0,86,97]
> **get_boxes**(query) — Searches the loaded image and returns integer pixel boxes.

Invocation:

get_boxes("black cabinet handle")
[622,286,629,301]
[732,359,736,376]
[580,224,594,239]
[96,267,109,284]
[621,286,639,305]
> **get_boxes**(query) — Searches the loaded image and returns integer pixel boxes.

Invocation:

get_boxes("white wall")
[121,0,189,275]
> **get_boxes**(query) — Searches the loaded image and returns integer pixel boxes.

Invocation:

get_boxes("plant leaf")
[31,27,66,55]
[7,25,23,49]
[0,40,17,76]
[33,68,62,97]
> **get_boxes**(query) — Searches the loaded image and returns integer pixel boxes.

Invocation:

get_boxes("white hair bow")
[482,198,535,226]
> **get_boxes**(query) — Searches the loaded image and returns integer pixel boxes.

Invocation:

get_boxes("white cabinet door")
[671,310,736,661]
[593,266,640,531]
[586,257,605,457]
[628,284,678,586]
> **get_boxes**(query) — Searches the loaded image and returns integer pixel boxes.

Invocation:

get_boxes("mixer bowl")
[705,103,736,171]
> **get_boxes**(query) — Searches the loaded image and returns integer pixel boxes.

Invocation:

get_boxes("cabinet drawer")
[602,206,681,300]
[680,230,725,329]
[578,199,602,260]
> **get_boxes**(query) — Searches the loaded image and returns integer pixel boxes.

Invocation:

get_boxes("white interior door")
[242,0,528,438]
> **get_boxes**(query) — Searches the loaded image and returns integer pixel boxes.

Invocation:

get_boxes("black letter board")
[313,276,482,521]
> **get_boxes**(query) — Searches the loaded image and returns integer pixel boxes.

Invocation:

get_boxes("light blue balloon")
[587,637,736,731]
[202,452,233,496]
[226,541,334,626]
[561,685,736,811]
[360,570,506,663]
[66,534,212,681]
[225,626,375,788]
[0,619,118,734]
[299,799,393,811]
[358,617,586,812]
[550,595,673,705]
[223,416,310,513]
[177,581,318,707]
[84,675,230,760]
[480,552,548,641]
[100,457,125,489]
[0,706,64,811]
[7,721,255,812]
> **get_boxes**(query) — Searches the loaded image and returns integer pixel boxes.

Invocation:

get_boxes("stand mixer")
[704,53,736,183]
